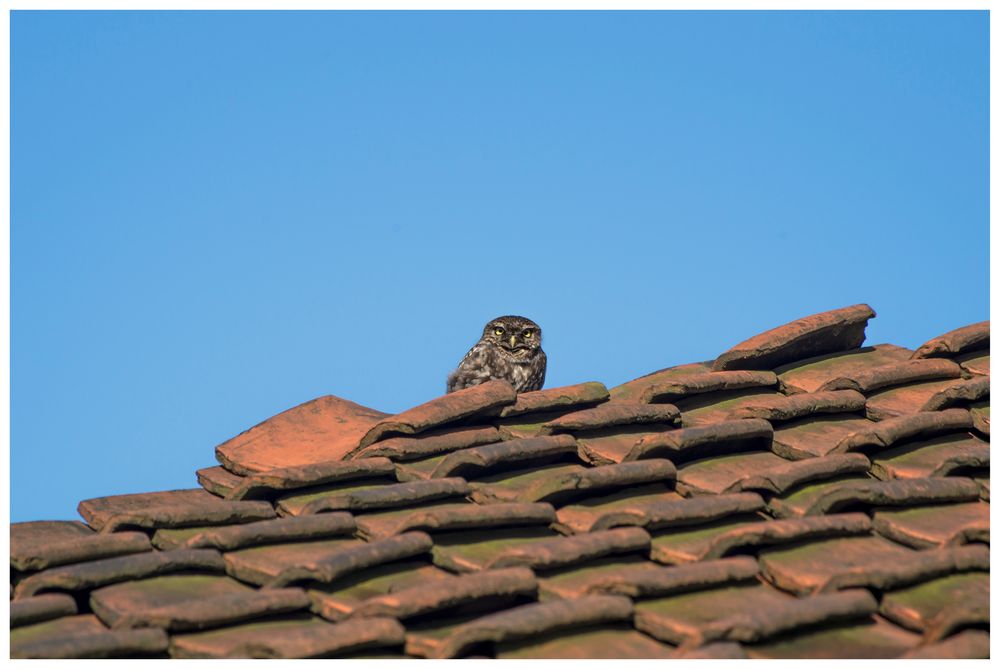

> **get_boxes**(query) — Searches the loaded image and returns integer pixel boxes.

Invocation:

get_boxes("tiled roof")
[10,305,990,659]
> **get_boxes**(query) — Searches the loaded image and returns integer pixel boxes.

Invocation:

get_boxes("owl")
[447,315,547,394]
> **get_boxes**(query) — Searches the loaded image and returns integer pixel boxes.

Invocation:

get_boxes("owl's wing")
[446,340,492,393]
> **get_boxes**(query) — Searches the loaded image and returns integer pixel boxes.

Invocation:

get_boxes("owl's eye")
[524,331,533,338]
[494,328,504,336]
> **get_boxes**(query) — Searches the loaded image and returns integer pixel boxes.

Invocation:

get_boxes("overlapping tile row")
[11,305,989,658]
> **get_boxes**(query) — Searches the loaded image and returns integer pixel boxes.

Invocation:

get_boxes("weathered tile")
[911,320,989,359]
[152,512,356,551]
[486,527,650,571]
[308,559,455,620]
[637,370,778,403]
[430,525,562,572]
[169,613,405,658]
[354,501,554,541]
[224,537,362,585]
[835,407,972,453]
[872,501,989,548]
[771,414,876,459]
[970,401,989,435]
[870,432,989,480]
[91,573,309,631]
[196,465,244,497]
[626,418,773,463]
[574,424,677,465]
[427,434,578,479]
[14,549,226,599]
[901,629,989,659]
[954,349,990,376]
[767,476,981,518]
[672,641,748,658]
[423,595,633,658]
[712,304,876,372]
[818,358,962,393]
[731,389,867,421]
[358,379,516,448]
[349,566,537,620]
[10,613,168,659]
[674,388,788,426]
[608,361,714,403]
[865,379,981,420]
[539,555,759,600]
[215,395,390,474]
[921,376,990,411]
[496,623,675,659]
[879,572,989,634]
[498,381,610,417]
[10,593,77,628]
[226,458,396,500]
[470,459,675,505]
[649,513,871,564]
[347,425,501,461]
[776,344,914,394]
[496,409,575,439]
[11,520,151,571]
[276,477,469,516]
[746,616,920,659]
[540,402,680,434]
[759,537,988,594]
[78,488,276,533]
[556,490,763,534]
[683,452,871,496]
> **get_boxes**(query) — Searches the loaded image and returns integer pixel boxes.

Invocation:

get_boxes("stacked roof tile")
[10,305,990,658]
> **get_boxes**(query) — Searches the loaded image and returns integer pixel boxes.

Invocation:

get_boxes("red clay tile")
[682,452,871,496]
[865,379,979,420]
[818,358,962,393]
[872,501,989,549]
[307,559,455,621]
[265,532,434,588]
[954,349,989,376]
[673,387,788,426]
[767,476,981,518]
[901,629,989,659]
[870,432,989,480]
[835,407,973,452]
[608,361,714,403]
[911,320,989,359]
[498,381,610,418]
[77,488,276,533]
[556,490,764,534]
[354,501,555,541]
[151,512,356,551]
[770,414,875,459]
[225,457,396,500]
[746,616,920,659]
[626,418,773,463]
[880,572,988,634]
[350,566,537,620]
[731,389,866,421]
[90,573,309,631]
[223,537,362,585]
[712,304,876,372]
[428,434,578,479]
[574,424,678,465]
[196,466,244,497]
[759,537,988,594]
[11,520,151,571]
[276,477,469,516]
[14,549,226,599]
[424,594,634,658]
[358,379,517,449]
[429,525,561,573]
[496,623,676,659]
[638,370,778,403]
[169,614,405,658]
[10,593,77,628]
[539,402,680,433]
[921,601,990,644]
[673,641,748,658]
[776,344,914,394]
[921,376,990,411]
[346,425,501,461]
[215,395,390,474]
[970,401,989,435]
[486,527,650,570]
[12,617,168,658]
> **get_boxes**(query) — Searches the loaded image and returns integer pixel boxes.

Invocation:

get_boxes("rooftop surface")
[10,304,990,658]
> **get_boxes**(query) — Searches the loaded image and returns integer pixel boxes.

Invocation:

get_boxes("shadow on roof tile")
[870,432,989,480]
[11,521,152,572]
[776,344,913,394]
[307,559,455,621]
[77,488,276,534]
[745,616,920,659]
[625,418,773,463]
[225,458,396,500]
[767,476,981,518]
[879,571,989,635]
[900,629,989,659]
[911,320,989,359]
[11,613,169,659]
[872,501,989,549]
[353,501,554,541]
[151,512,356,551]
[819,358,962,394]
[346,425,502,461]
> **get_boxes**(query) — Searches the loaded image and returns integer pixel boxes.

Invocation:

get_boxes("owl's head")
[481,315,542,359]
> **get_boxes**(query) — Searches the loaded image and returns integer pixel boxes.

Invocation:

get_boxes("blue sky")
[11,11,988,522]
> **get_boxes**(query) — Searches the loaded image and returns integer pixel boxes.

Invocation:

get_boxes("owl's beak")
[509,335,517,349]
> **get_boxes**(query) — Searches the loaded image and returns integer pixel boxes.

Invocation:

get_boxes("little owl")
[447,315,547,394]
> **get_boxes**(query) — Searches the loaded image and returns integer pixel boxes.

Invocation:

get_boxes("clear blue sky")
[11,11,988,522]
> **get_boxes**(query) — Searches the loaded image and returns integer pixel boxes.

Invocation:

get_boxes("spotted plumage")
[447,315,547,394]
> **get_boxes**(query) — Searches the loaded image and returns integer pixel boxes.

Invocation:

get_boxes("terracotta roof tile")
[353,501,555,541]
[223,536,361,585]
[497,381,609,417]
[423,434,578,479]
[879,571,988,634]
[712,304,876,372]
[637,370,778,403]
[970,401,989,435]
[731,389,866,421]
[11,520,152,571]
[11,614,169,658]
[818,358,962,393]
[14,549,226,599]
[870,432,989,480]
[429,525,561,572]
[921,376,990,411]
[358,379,516,448]
[10,593,78,628]
[674,387,788,426]
[225,457,396,500]
[346,425,501,461]
[151,513,356,551]
[168,614,405,658]
[673,641,748,658]
[574,424,678,465]
[954,349,989,376]
[835,408,973,452]
[276,477,469,516]
[496,623,676,659]
[77,488,276,533]
[681,452,871,496]
[349,566,537,620]
[539,402,680,433]
[307,559,455,620]
[196,465,244,497]
[865,378,984,420]
[901,629,989,659]
[872,501,989,548]
[90,573,309,631]
[775,344,913,393]
[759,538,987,594]
[771,414,875,459]
[555,490,764,534]
[486,527,650,571]
[625,418,773,463]
[767,476,981,518]
[215,395,390,474]
[608,361,714,402]
[911,320,989,359]
[746,616,920,659]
